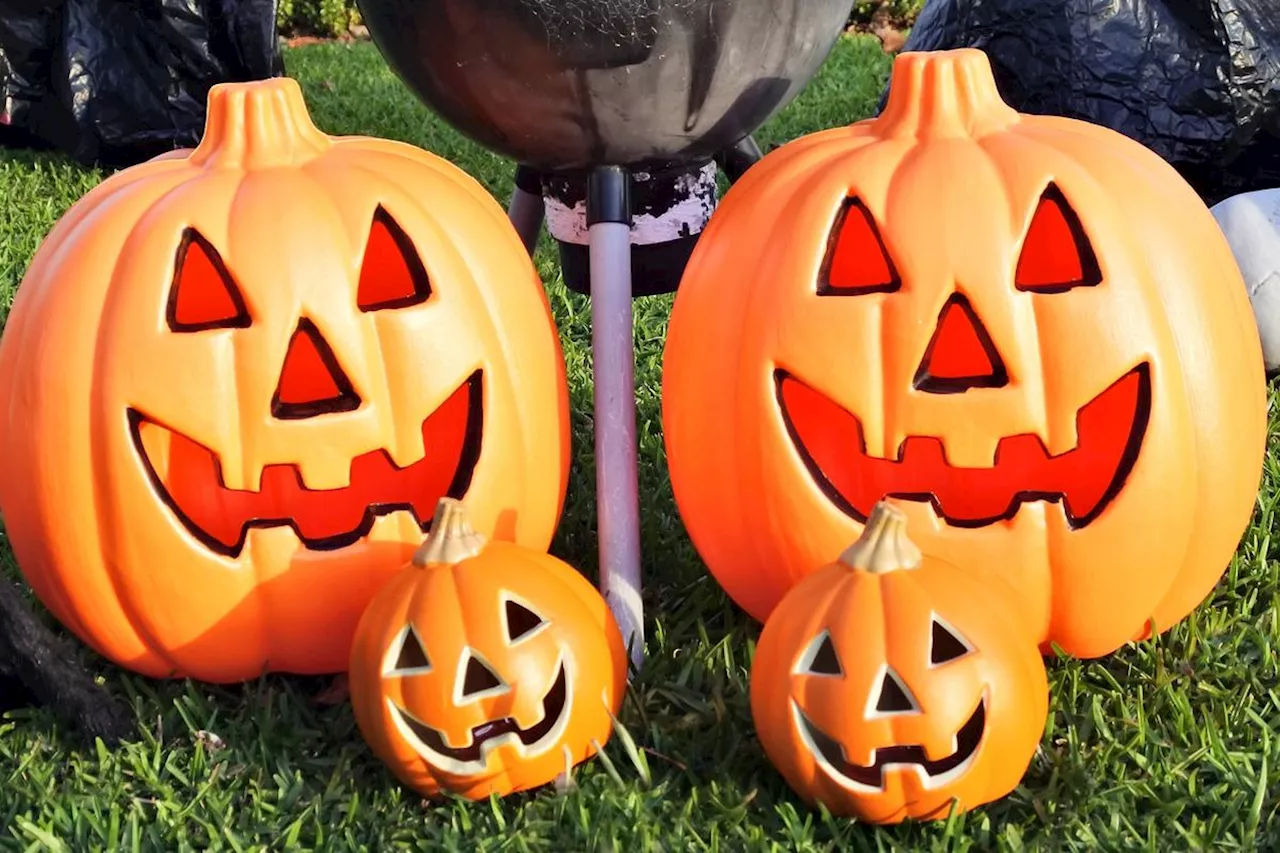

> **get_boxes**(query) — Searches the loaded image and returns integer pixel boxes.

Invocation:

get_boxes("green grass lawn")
[2,35,1280,851]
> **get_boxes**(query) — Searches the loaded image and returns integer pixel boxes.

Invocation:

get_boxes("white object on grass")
[1210,188,1280,373]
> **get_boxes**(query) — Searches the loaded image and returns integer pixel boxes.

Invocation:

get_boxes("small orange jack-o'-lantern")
[751,501,1048,823]
[0,78,570,681]
[663,49,1268,658]
[349,499,629,800]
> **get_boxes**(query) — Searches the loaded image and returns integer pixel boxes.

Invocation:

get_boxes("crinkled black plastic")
[0,0,282,167]
[885,0,1280,204]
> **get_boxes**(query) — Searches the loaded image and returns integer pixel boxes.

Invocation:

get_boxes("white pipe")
[589,220,644,672]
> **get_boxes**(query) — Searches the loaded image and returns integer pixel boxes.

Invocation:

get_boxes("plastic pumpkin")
[750,501,1048,823]
[349,498,628,800]
[662,48,1268,658]
[0,78,571,681]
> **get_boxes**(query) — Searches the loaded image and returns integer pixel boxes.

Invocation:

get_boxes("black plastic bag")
[0,0,283,167]
[886,0,1280,205]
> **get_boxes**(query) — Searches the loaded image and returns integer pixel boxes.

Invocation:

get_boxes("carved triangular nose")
[461,654,503,698]
[874,667,919,715]
[272,318,361,419]
[913,294,1009,394]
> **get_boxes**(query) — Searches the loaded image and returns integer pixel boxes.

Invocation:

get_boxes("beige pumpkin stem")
[412,498,486,567]
[838,501,922,574]
[189,77,332,170]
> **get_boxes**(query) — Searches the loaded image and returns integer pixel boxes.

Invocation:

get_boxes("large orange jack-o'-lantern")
[662,49,1268,658]
[0,78,570,681]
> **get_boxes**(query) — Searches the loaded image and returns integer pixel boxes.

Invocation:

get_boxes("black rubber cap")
[586,166,632,226]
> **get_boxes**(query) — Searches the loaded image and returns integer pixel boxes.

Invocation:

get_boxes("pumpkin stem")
[188,77,332,170]
[412,498,486,567]
[838,501,923,574]
[873,49,1019,140]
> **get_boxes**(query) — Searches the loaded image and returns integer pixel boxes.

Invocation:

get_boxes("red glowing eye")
[819,197,900,296]
[1015,184,1102,293]
[168,229,251,331]
[358,206,432,312]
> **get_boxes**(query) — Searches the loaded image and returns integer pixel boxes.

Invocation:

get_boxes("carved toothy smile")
[129,370,482,556]
[389,662,571,775]
[776,363,1151,528]
[792,695,986,791]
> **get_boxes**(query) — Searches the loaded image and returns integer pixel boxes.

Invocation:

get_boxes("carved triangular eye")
[358,206,432,311]
[168,228,251,332]
[929,616,972,665]
[1015,183,1102,293]
[504,599,546,643]
[797,631,843,676]
[384,624,431,676]
[818,197,901,296]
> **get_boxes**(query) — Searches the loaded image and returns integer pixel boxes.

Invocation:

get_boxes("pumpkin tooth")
[386,414,427,471]
[920,729,961,764]
[135,419,173,483]
[366,507,424,542]
[243,523,309,570]
[929,429,1001,471]
[293,454,353,492]
[513,662,569,740]
[1043,404,1081,459]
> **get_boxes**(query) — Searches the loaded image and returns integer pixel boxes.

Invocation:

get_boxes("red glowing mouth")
[129,371,483,555]
[776,364,1150,528]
